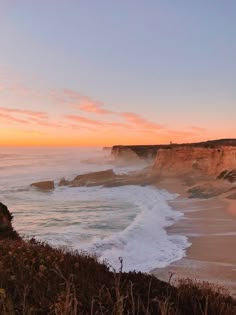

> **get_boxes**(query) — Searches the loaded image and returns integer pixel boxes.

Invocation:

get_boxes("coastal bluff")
[153,145,236,177]
[111,139,236,179]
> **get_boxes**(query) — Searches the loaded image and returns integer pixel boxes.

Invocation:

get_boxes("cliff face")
[111,146,140,160]
[111,139,236,161]
[153,146,236,177]
[111,145,170,160]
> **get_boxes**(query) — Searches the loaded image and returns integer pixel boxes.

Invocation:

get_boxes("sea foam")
[72,185,190,272]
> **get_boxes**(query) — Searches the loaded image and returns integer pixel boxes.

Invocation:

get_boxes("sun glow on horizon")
[1,2,235,145]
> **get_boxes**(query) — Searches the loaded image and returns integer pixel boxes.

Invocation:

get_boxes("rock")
[226,192,236,199]
[74,169,115,181]
[72,169,115,186]
[0,202,19,239]
[31,181,55,190]
[58,178,69,186]
[217,170,236,182]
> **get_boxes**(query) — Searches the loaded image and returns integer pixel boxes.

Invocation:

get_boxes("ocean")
[0,146,189,272]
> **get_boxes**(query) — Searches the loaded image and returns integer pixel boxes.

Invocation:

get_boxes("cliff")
[111,139,236,161]
[153,145,236,178]
[111,145,170,160]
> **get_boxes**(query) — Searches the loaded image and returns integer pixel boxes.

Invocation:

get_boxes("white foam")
[73,185,190,272]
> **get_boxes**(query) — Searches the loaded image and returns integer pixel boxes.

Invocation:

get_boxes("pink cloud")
[0,113,29,124]
[64,115,132,131]
[107,121,131,128]
[120,112,163,130]
[7,85,34,96]
[67,123,97,131]
[0,107,63,129]
[51,89,114,115]
[0,80,41,97]
[30,119,63,128]
[62,89,82,100]
[79,101,113,114]
[188,126,206,132]
[64,114,104,126]
[166,129,194,137]
[0,107,48,119]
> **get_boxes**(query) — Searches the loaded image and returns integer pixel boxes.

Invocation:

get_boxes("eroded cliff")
[153,145,236,178]
[111,145,170,161]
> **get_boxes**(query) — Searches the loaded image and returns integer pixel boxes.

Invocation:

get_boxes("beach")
[152,179,236,297]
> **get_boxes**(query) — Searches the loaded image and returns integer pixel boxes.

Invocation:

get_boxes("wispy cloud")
[64,114,104,126]
[51,89,114,115]
[188,126,206,132]
[0,71,209,144]
[120,112,163,130]
[0,113,29,124]
[0,106,63,130]
[7,85,40,97]
[79,101,113,114]
[0,107,48,119]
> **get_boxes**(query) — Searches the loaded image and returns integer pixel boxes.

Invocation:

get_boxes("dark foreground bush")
[0,239,235,315]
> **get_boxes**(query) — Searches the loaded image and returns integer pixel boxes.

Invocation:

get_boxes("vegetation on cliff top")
[0,202,235,314]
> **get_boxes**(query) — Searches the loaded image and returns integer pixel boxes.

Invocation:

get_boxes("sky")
[0,0,236,146]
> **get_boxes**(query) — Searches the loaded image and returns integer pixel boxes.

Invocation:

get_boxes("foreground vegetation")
[0,202,235,314]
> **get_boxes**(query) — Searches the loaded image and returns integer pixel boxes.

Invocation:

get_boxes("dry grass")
[0,238,235,315]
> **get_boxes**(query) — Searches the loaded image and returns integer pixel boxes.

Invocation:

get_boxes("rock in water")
[69,169,116,187]
[73,169,115,183]
[58,178,69,186]
[0,202,19,239]
[31,180,55,190]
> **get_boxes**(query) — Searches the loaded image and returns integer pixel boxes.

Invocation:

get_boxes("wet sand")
[152,180,236,297]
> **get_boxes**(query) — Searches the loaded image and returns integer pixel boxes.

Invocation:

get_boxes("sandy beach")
[152,179,236,297]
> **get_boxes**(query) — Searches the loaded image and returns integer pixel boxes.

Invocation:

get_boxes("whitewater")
[0,146,189,272]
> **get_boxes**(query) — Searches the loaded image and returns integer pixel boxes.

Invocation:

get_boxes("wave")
[73,185,190,272]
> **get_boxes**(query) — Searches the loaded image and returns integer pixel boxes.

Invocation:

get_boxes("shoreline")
[152,178,236,297]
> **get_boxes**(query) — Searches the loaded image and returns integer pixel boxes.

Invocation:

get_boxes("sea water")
[0,147,189,272]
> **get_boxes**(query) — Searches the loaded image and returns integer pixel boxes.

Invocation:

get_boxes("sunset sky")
[0,1,236,146]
